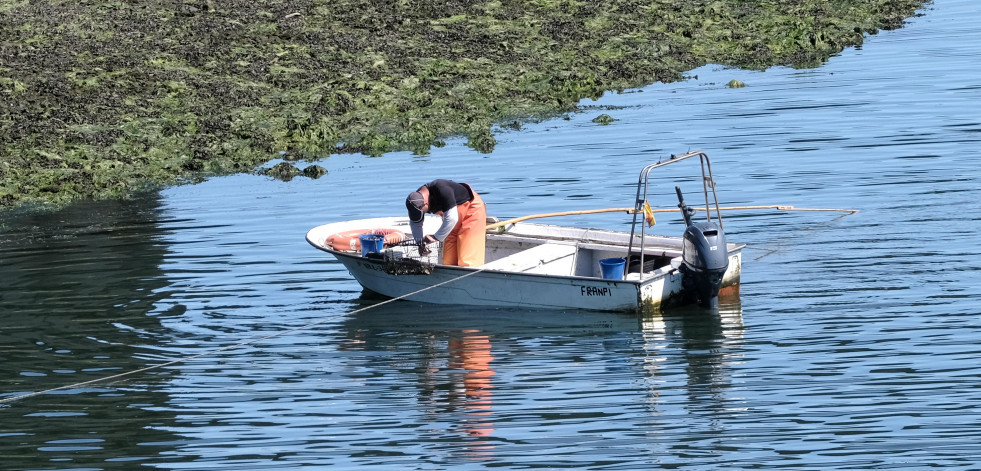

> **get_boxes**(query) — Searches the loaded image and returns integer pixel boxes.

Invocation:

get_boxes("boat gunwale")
[305,217,745,252]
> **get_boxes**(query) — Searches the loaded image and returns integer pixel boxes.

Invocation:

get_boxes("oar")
[485,205,858,231]
[485,208,636,231]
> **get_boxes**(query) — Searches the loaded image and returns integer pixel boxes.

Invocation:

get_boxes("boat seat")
[481,243,578,275]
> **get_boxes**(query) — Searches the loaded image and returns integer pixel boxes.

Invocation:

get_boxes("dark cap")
[406,191,425,222]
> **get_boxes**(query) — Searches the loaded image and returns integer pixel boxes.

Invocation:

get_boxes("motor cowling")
[681,221,729,308]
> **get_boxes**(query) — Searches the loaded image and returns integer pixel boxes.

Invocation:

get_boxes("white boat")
[306,151,744,312]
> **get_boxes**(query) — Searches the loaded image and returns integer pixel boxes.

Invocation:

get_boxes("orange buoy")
[326,228,405,251]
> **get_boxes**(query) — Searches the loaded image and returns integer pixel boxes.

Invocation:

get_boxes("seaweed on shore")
[0,0,926,208]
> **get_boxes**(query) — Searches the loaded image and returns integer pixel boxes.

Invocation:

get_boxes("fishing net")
[372,238,442,275]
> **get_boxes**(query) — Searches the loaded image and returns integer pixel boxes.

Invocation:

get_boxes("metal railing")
[627,151,724,275]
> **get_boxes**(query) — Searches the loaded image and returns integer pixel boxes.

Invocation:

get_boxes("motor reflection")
[637,299,745,423]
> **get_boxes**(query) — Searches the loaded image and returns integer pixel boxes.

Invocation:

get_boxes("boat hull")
[307,217,742,312]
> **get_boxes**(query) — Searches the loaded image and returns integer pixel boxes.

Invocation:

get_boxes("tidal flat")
[0,0,925,208]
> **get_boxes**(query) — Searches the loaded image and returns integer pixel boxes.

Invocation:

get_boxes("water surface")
[2,0,980,469]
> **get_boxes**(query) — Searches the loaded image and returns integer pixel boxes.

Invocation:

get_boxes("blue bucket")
[599,257,626,280]
[359,233,385,257]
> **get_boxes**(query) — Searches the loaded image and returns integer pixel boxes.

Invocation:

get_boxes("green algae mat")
[0,0,925,208]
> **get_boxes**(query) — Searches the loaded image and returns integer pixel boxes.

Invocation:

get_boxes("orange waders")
[442,187,486,267]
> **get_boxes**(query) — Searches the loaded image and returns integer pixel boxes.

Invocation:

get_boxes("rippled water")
[3,0,981,469]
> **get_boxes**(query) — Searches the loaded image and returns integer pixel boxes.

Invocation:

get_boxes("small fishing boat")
[306,151,744,312]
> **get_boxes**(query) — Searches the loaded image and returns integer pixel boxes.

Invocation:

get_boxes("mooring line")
[0,267,489,406]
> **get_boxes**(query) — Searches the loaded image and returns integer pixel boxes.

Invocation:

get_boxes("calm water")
[3,0,980,469]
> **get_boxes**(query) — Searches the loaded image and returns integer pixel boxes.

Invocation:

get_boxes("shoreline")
[0,0,927,209]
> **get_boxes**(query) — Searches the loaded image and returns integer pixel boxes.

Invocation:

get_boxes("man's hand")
[417,235,436,256]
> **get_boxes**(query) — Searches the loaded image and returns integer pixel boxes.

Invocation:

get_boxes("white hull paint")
[307,216,743,312]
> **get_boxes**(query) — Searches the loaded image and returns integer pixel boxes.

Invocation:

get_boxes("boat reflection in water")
[339,301,510,461]
[449,329,495,456]
[338,295,744,462]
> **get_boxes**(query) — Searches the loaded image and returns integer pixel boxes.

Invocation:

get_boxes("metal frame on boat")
[306,151,744,312]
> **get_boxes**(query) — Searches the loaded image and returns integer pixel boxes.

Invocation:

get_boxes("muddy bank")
[0,0,926,208]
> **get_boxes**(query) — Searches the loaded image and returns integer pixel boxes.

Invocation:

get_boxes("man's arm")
[432,206,458,241]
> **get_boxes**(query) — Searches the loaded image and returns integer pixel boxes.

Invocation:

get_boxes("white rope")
[0,267,488,406]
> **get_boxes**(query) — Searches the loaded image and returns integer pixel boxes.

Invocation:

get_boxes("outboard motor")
[676,187,729,308]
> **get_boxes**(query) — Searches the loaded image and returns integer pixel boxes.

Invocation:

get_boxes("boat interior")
[480,224,681,280]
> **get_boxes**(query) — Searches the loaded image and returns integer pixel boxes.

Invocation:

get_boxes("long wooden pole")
[485,208,634,230]
[485,205,858,230]
[694,205,859,214]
